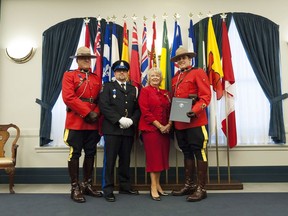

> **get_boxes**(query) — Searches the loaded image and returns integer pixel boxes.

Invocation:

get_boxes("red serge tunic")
[62,68,102,130]
[171,67,211,130]
[138,85,171,172]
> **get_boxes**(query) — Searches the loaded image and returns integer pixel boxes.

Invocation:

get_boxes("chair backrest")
[0,124,20,158]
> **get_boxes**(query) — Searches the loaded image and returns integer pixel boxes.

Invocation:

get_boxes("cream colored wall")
[0,0,287,168]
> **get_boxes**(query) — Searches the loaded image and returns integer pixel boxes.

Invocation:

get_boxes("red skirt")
[142,131,170,172]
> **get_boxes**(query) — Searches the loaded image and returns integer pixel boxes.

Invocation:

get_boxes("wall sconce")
[5,42,36,64]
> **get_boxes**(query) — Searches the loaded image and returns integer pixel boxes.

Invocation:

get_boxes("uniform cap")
[111,60,130,71]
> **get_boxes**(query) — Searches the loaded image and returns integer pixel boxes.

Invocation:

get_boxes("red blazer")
[171,67,211,130]
[62,68,102,130]
[138,86,171,132]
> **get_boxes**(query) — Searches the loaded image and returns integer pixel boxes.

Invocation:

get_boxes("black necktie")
[121,83,125,89]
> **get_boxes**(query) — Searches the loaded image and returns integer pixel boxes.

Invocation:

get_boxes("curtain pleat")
[233,12,286,143]
[36,18,83,146]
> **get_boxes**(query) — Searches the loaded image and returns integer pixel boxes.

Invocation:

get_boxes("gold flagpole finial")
[197,12,203,19]
[162,13,168,20]
[132,14,138,21]
[207,11,213,18]
[111,15,117,23]
[188,12,193,18]
[106,16,111,23]
[152,14,157,21]
[84,17,90,24]
[173,13,181,21]
[220,13,227,21]
[123,14,128,21]
[97,15,102,22]
[143,16,148,23]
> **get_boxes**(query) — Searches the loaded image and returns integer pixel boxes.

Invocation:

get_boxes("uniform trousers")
[64,129,100,160]
[175,126,208,161]
[102,134,134,195]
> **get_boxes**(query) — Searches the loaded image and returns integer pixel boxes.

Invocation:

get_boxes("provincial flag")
[141,22,149,87]
[159,20,171,90]
[197,20,206,70]
[93,20,102,78]
[102,22,111,83]
[85,19,90,48]
[149,20,157,68]
[121,21,129,62]
[170,21,183,77]
[188,19,196,66]
[111,22,120,68]
[221,19,237,148]
[130,21,141,88]
[207,17,223,100]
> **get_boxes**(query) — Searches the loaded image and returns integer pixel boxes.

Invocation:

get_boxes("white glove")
[119,117,130,129]
[126,118,133,127]
[119,117,133,129]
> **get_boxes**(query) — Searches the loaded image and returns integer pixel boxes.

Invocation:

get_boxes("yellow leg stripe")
[63,129,73,161]
[201,125,208,162]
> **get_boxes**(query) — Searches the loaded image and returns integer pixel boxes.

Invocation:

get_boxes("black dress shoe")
[104,193,116,202]
[119,189,139,195]
[158,191,169,196]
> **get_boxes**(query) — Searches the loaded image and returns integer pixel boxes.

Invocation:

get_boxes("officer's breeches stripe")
[63,129,73,161]
[201,125,208,162]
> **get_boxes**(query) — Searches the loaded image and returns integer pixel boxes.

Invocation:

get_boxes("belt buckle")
[89,98,94,103]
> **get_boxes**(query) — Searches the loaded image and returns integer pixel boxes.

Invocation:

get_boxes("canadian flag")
[221,19,237,148]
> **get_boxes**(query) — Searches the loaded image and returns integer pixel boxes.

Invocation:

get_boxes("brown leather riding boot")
[172,158,197,196]
[80,157,103,197]
[68,159,86,203]
[186,160,208,202]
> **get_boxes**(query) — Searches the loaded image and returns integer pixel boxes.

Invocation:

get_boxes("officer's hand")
[84,111,98,123]
[119,117,130,129]
[186,111,196,118]
[126,118,133,128]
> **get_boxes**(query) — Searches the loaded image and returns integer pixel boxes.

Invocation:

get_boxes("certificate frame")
[169,97,192,123]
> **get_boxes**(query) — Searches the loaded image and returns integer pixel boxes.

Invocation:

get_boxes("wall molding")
[1,166,287,185]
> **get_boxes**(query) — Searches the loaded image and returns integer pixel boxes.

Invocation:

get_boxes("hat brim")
[170,52,197,62]
[113,66,129,71]
[70,54,97,59]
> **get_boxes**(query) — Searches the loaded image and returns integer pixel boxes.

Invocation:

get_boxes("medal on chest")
[112,89,116,98]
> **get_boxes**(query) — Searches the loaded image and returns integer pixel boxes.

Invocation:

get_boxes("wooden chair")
[0,124,20,193]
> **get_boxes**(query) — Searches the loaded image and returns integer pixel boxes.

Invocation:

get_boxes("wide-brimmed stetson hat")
[170,47,196,62]
[70,46,96,58]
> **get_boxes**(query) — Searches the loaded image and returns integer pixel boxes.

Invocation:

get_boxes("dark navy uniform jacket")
[99,81,140,137]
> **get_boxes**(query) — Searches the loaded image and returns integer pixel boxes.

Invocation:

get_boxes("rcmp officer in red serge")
[99,60,140,202]
[62,46,103,203]
[170,47,211,202]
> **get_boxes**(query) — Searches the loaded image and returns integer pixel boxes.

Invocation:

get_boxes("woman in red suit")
[138,67,172,201]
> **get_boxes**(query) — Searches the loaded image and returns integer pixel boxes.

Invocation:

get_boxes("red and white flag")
[130,21,141,88]
[221,19,237,148]
[93,20,102,78]
[149,20,157,68]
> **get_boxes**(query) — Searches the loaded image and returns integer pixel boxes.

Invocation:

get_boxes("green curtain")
[36,18,83,146]
[233,12,287,143]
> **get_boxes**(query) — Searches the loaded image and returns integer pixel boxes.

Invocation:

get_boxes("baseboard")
[1,166,288,184]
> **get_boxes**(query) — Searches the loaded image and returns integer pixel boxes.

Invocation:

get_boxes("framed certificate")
[169,97,192,123]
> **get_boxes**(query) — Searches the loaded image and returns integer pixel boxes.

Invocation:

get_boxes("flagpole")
[225,90,231,183]
[212,91,221,184]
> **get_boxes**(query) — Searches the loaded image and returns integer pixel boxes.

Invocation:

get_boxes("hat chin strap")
[180,66,192,72]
